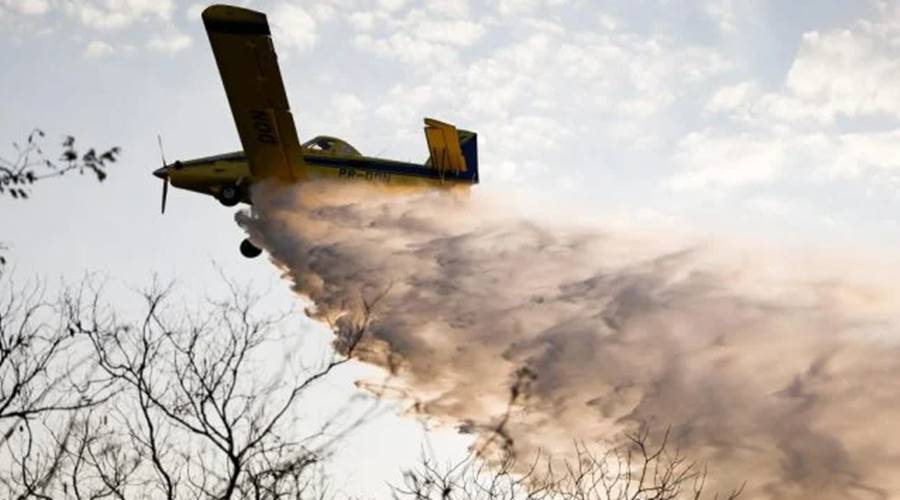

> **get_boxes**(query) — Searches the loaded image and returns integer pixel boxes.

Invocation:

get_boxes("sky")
[3,0,900,496]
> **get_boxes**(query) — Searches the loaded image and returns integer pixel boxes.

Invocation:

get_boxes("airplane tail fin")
[458,129,478,183]
[424,118,479,184]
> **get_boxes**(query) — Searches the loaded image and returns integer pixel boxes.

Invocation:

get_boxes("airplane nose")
[153,167,168,179]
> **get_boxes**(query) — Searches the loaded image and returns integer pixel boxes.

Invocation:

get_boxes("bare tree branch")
[67,277,368,499]
[394,425,744,500]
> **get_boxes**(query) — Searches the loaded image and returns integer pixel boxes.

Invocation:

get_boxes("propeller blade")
[157,134,167,167]
[157,134,169,214]
[161,177,169,214]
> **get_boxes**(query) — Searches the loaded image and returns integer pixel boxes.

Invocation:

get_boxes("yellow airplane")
[153,4,479,258]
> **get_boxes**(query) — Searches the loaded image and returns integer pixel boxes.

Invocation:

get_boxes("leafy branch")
[0,129,120,200]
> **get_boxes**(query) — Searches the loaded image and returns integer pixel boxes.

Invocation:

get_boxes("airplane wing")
[424,118,467,175]
[202,5,304,182]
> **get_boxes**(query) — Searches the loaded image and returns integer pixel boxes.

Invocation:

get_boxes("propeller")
[156,135,169,214]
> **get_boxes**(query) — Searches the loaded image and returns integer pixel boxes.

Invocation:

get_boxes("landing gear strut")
[240,238,262,258]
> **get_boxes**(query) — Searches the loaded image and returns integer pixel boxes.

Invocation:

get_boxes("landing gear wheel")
[240,238,262,259]
[218,185,242,207]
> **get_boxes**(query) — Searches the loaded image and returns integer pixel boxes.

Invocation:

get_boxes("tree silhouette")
[0,129,121,266]
[394,426,744,500]
[0,274,374,499]
[0,275,118,498]
[0,129,120,200]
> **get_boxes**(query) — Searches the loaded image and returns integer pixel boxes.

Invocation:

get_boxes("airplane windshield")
[302,136,361,156]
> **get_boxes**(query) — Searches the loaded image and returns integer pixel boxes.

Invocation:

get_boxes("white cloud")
[83,39,114,58]
[745,196,788,217]
[493,114,570,154]
[356,7,730,179]
[326,93,367,132]
[786,26,900,122]
[185,2,205,21]
[412,19,484,46]
[681,7,900,195]
[830,130,900,178]
[354,31,456,67]
[497,0,566,16]
[146,32,191,54]
[377,0,407,13]
[66,0,173,30]
[701,5,900,128]
[310,3,335,22]
[348,11,375,31]
[706,82,758,113]
[271,3,318,52]
[333,93,365,120]
[2,0,49,15]
[668,126,900,193]
[668,131,785,192]
[497,0,533,16]
[375,84,435,125]
[704,0,766,35]
[351,5,487,67]
[597,13,618,31]
[425,0,468,18]
[704,0,738,33]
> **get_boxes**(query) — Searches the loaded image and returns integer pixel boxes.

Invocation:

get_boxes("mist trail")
[239,182,900,499]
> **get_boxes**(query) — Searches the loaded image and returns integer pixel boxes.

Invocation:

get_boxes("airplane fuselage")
[156,147,477,206]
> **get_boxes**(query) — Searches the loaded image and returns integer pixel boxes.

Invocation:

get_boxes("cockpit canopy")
[302,136,361,156]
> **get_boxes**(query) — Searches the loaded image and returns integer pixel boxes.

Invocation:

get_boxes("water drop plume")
[239,181,900,499]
